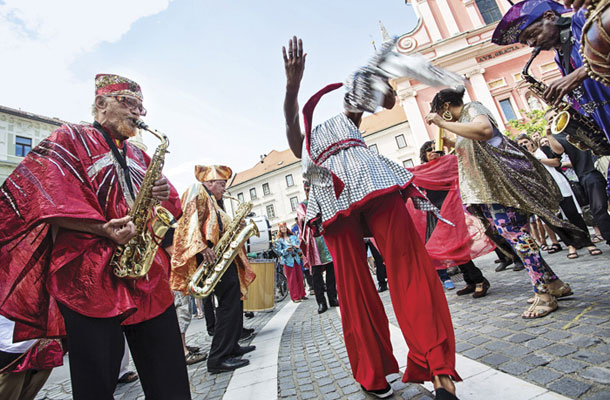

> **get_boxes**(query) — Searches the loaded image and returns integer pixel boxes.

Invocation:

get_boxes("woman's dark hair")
[516,133,531,142]
[419,141,434,164]
[430,86,466,113]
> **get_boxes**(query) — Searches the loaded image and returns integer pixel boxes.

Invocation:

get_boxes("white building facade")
[0,106,63,183]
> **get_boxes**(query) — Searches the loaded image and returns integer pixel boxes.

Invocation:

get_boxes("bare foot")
[433,374,455,395]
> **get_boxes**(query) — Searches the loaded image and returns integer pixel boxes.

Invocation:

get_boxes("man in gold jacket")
[171,165,256,373]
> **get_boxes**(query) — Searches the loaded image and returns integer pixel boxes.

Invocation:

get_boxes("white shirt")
[0,315,36,354]
[534,148,572,197]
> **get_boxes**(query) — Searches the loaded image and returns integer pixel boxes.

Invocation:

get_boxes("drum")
[582,0,610,86]
[243,259,276,312]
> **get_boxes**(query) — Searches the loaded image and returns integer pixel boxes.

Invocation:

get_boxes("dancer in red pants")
[282,36,460,400]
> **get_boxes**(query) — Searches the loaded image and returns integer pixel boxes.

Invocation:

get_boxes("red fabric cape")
[406,155,495,267]
[0,124,181,341]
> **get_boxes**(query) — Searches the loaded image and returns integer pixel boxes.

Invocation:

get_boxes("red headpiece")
[95,74,143,101]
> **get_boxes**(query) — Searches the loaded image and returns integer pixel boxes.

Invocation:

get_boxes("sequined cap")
[491,0,570,45]
[95,74,143,101]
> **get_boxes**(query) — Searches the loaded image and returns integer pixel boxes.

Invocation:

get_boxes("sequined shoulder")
[459,102,498,128]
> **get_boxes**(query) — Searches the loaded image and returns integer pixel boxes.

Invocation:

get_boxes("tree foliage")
[504,108,548,139]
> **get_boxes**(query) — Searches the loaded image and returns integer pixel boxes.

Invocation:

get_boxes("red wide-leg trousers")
[284,264,306,301]
[323,192,460,390]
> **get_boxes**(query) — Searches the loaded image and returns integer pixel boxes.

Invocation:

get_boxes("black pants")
[582,171,610,241]
[549,196,593,248]
[458,261,484,285]
[303,268,314,291]
[58,303,190,400]
[312,262,338,306]
[203,296,215,333]
[207,263,242,366]
[365,240,387,287]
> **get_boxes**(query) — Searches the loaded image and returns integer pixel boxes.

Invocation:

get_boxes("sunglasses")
[113,95,147,116]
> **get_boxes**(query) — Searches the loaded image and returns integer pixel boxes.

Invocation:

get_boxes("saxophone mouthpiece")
[133,119,148,130]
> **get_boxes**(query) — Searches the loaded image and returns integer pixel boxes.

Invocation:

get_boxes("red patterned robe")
[0,123,181,342]
[406,155,496,268]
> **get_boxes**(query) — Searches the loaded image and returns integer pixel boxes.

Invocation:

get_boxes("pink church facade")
[394,0,561,147]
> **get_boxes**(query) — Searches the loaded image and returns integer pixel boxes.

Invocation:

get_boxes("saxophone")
[522,47,610,156]
[111,119,177,279]
[188,196,260,298]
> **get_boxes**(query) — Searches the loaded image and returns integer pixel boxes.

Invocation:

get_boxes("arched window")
[475,0,502,24]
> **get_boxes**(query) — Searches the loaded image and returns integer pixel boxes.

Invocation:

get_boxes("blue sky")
[0,0,419,192]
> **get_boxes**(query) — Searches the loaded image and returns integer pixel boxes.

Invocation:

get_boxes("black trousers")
[203,296,215,333]
[582,171,610,241]
[303,267,314,290]
[207,263,242,366]
[458,261,484,285]
[365,240,387,287]
[312,262,338,306]
[58,303,190,400]
[548,196,593,248]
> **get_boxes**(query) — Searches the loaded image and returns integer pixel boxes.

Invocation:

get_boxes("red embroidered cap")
[95,74,143,101]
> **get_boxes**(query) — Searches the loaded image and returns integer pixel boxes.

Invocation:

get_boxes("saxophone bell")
[522,47,610,156]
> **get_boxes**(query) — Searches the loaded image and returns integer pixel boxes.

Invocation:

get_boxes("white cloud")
[0,0,174,121]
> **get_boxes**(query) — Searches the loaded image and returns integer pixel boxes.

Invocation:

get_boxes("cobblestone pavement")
[36,300,284,400]
[277,299,434,400]
[380,247,610,400]
[35,243,610,400]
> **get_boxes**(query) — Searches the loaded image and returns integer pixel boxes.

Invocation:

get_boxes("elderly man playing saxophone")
[0,74,190,399]
[171,165,257,373]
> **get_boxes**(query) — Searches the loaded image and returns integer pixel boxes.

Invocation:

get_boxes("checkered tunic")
[302,113,442,231]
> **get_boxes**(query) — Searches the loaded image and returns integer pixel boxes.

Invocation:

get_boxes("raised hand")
[283,36,307,91]
[283,35,307,158]
[425,112,444,127]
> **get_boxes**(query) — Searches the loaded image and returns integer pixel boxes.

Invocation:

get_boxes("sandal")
[588,248,603,256]
[540,244,549,251]
[522,295,558,319]
[592,234,604,244]
[472,278,490,299]
[185,350,207,365]
[527,282,573,303]
[547,243,562,254]
[567,252,579,259]
[186,345,200,353]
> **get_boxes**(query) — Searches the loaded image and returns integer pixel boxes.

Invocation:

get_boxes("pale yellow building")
[0,106,64,183]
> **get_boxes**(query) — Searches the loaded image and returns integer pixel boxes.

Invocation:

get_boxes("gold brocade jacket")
[170,183,255,299]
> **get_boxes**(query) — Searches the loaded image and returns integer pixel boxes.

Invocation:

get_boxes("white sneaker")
[360,384,393,398]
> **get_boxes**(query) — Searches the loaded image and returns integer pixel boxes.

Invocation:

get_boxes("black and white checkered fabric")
[302,113,443,228]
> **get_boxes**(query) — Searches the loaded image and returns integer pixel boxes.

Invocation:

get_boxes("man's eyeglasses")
[113,95,147,116]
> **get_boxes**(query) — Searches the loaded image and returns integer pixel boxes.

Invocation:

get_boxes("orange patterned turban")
[194,165,233,182]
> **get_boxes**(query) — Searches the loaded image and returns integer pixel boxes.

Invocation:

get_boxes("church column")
[397,86,430,149]
[417,0,443,42]
[465,67,505,131]
[463,0,484,29]
[436,0,460,36]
